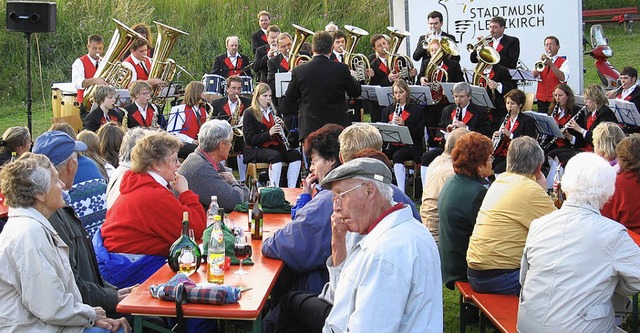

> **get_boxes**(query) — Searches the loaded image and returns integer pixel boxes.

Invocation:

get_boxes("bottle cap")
[214,215,222,221]
[183,211,188,221]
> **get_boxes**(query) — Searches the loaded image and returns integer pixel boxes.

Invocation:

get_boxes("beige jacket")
[0,207,96,332]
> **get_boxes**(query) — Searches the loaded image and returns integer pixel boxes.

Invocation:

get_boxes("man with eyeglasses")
[274,158,442,332]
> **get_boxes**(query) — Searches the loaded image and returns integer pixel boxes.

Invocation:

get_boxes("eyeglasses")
[332,183,366,206]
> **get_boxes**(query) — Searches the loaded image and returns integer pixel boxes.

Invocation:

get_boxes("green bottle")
[168,212,202,273]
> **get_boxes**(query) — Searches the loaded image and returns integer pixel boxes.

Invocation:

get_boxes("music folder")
[358,85,379,101]
[275,72,292,98]
[354,122,414,145]
[574,94,585,107]
[408,85,434,106]
[374,86,394,106]
[523,111,564,138]
[608,98,640,126]
[469,85,495,109]
[440,82,456,104]
[509,68,537,82]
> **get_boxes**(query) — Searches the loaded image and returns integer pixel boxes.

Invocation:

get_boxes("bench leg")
[633,294,638,333]
[479,313,487,333]
[459,293,467,333]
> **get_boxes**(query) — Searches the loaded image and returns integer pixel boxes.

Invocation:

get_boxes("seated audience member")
[338,122,420,219]
[276,158,442,332]
[31,131,134,316]
[467,136,556,295]
[106,128,148,209]
[421,127,470,242]
[602,134,640,233]
[83,85,124,132]
[95,131,206,288]
[592,122,626,172]
[179,119,249,212]
[35,128,107,238]
[78,130,112,180]
[0,153,129,332]
[167,81,208,159]
[243,83,302,187]
[438,132,493,290]
[518,152,640,332]
[96,122,124,169]
[0,126,31,167]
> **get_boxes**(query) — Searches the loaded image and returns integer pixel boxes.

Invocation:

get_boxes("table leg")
[134,316,143,333]
[251,313,262,333]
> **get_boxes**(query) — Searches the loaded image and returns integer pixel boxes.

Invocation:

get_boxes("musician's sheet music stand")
[609,98,640,126]
[408,85,434,106]
[469,85,495,109]
[574,94,585,107]
[275,72,292,98]
[510,69,537,85]
[355,122,414,145]
[524,111,564,138]
[375,86,394,106]
[358,85,379,101]
[440,82,456,104]
[115,89,131,108]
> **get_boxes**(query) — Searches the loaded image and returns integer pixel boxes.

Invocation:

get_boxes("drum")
[61,93,80,117]
[51,87,62,118]
[203,74,226,96]
[240,76,254,96]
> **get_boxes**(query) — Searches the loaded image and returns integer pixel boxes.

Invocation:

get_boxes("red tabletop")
[0,193,7,219]
[116,187,302,320]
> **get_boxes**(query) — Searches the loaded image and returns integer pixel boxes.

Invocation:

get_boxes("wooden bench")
[583,7,639,32]
[455,281,518,333]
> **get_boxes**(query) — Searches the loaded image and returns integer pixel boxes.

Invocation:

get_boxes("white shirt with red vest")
[71,54,99,103]
[535,55,571,103]
[167,104,207,143]
[122,55,152,82]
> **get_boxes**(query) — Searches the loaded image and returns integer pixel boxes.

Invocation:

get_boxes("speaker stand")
[21,32,33,135]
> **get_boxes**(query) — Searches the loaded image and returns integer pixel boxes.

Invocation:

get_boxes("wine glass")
[233,233,252,275]
[178,247,197,276]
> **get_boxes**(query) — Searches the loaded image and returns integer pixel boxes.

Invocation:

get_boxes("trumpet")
[534,51,552,71]
[466,36,494,54]
[422,28,437,48]
[268,42,280,57]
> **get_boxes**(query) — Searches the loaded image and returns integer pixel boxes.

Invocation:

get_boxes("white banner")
[392,0,583,94]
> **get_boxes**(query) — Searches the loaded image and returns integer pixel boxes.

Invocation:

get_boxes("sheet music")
[608,98,640,126]
[275,72,291,98]
[574,94,585,107]
[469,85,495,108]
[408,85,434,106]
[509,69,537,82]
[358,85,379,100]
[523,111,564,137]
[353,121,413,145]
[374,86,394,106]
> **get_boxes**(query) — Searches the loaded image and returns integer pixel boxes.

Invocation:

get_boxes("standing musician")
[324,21,339,33]
[71,34,108,113]
[492,89,537,173]
[365,34,395,123]
[564,84,617,152]
[532,36,570,113]
[413,10,460,83]
[251,11,272,55]
[253,25,281,83]
[123,81,165,129]
[420,82,491,181]
[607,66,640,110]
[211,36,252,78]
[470,16,520,69]
[267,33,293,108]
[329,30,347,63]
[381,79,424,193]
[167,81,209,158]
[243,83,302,188]
[122,39,165,87]
[83,85,124,132]
[477,62,516,132]
[210,76,251,181]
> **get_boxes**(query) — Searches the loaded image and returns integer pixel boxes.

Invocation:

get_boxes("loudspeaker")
[6,1,56,33]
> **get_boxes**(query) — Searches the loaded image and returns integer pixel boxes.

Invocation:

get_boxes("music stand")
[115,89,131,108]
[574,94,585,107]
[440,82,456,104]
[510,68,537,85]
[523,111,564,138]
[374,86,394,106]
[355,122,413,145]
[408,85,434,106]
[609,99,640,126]
[358,85,379,101]
[469,85,495,109]
[275,72,291,97]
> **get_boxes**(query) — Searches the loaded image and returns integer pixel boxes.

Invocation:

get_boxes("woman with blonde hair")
[564,84,617,151]
[592,122,626,171]
[0,126,31,166]
[77,130,112,180]
[242,83,302,187]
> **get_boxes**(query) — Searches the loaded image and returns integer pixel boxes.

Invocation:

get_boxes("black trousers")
[275,291,332,333]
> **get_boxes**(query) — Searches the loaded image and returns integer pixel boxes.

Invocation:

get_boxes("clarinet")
[492,115,510,155]
[392,103,402,124]
[268,101,291,151]
[447,105,462,132]
[544,106,587,150]
[539,104,560,148]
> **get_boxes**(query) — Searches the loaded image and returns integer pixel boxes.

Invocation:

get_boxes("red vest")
[124,55,151,81]
[180,105,206,139]
[130,105,155,128]
[77,55,98,103]
[260,113,280,148]
[224,56,244,76]
[535,57,566,102]
[553,111,572,147]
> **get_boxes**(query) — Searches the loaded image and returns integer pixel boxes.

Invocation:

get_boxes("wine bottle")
[248,179,258,231]
[251,191,263,240]
[207,215,225,284]
[168,212,202,272]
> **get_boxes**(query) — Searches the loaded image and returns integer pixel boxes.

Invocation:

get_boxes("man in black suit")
[251,11,271,55]
[285,31,362,139]
[607,66,640,110]
[211,36,252,78]
[413,10,460,83]
[477,63,516,132]
[470,16,520,70]
[254,25,280,83]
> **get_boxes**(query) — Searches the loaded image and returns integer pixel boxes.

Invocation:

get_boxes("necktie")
[95,60,99,69]
[141,62,148,75]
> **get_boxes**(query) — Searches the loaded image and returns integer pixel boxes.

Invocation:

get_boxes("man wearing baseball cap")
[276,158,443,332]
[32,130,137,318]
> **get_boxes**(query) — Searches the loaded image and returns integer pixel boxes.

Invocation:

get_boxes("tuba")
[385,26,415,81]
[342,25,371,84]
[470,39,500,87]
[84,19,147,108]
[424,36,460,101]
[289,24,315,70]
[148,21,189,105]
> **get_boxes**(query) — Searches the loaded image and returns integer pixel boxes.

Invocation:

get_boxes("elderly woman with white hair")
[178,119,249,212]
[517,152,640,332]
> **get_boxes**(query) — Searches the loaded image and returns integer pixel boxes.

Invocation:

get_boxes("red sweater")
[101,171,206,256]
[601,171,640,234]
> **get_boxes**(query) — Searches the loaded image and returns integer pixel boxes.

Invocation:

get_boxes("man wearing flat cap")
[276,158,443,332]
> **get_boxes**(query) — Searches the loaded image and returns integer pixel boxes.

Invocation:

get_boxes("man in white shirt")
[71,34,108,107]
[532,36,571,113]
[122,38,165,88]
[607,66,640,111]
